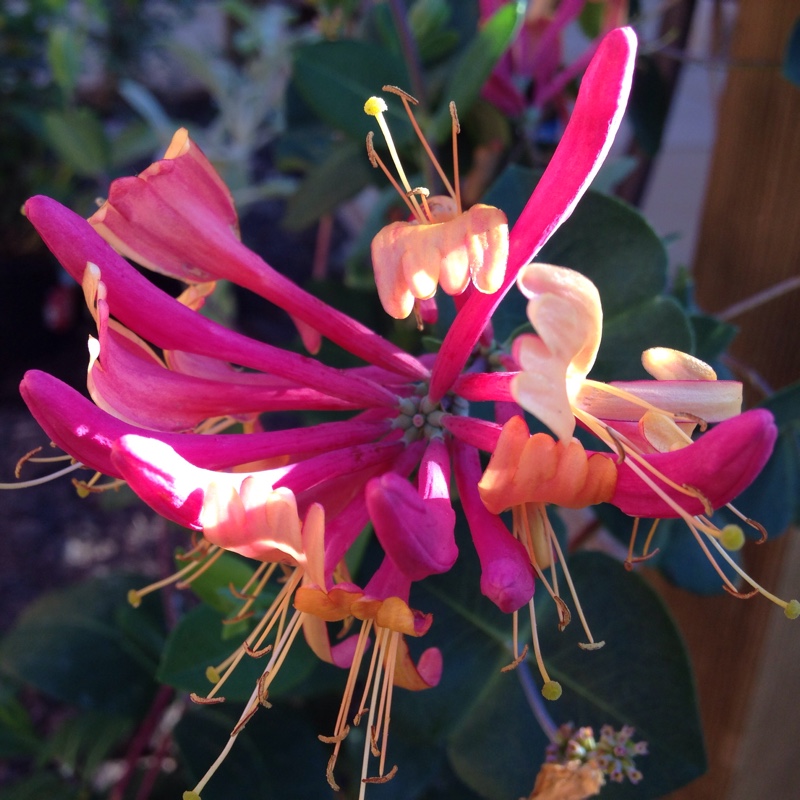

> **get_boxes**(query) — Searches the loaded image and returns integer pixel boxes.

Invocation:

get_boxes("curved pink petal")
[367,439,457,581]
[20,370,391,477]
[89,313,361,432]
[88,134,427,380]
[611,409,777,517]
[429,27,637,403]
[452,438,535,613]
[24,197,397,409]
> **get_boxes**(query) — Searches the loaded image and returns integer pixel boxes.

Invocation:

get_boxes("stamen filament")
[0,460,85,489]
[703,533,797,610]
[129,545,222,606]
[528,598,561,700]
[450,101,462,213]
[366,133,423,221]
[548,527,603,649]
[383,85,458,205]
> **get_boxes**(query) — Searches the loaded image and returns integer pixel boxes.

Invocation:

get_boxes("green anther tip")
[127,589,141,608]
[784,599,800,620]
[364,96,387,116]
[205,666,221,684]
[183,792,202,800]
[720,524,745,552]
[542,680,562,701]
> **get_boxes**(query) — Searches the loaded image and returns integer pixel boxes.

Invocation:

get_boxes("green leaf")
[283,140,375,231]
[579,0,605,39]
[657,521,744,595]
[42,107,110,177]
[0,771,83,800]
[45,23,81,99]
[537,191,669,317]
[594,296,694,381]
[761,380,800,429]
[428,2,523,141]
[0,575,162,715]
[690,313,738,365]
[782,16,800,86]
[395,528,704,799]
[180,549,258,617]
[157,605,316,703]
[536,553,706,799]
[38,711,134,781]
[0,684,40,759]
[291,40,412,143]
[174,703,329,800]
[716,428,798,539]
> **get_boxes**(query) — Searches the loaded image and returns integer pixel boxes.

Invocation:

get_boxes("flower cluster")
[545,722,648,784]
[13,26,797,799]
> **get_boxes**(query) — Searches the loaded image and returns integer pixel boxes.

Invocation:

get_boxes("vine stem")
[110,684,175,800]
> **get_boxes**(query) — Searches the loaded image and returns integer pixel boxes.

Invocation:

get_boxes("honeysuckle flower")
[296,555,441,795]
[87,127,427,373]
[15,24,789,800]
[481,0,629,118]
[427,27,637,402]
[505,259,798,614]
[365,89,509,320]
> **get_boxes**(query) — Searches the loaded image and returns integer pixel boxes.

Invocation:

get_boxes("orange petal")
[479,417,617,512]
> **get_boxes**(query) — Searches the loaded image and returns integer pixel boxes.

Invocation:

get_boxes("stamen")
[449,101,462,213]
[625,517,640,569]
[725,502,769,544]
[680,484,714,517]
[1,459,85,489]
[528,598,562,701]
[548,531,604,650]
[190,693,225,705]
[366,133,421,221]
[382,84,458,205]
[501,643,529,672]
[604,426,626,463]
[127,545,223,607]
[364,95,421,216]
[703,533,799,615]
[322,620,372,790]
[73,475,126,496]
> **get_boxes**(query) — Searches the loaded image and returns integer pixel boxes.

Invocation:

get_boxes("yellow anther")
[364,96,388,116]
[127,589,142,608]
[183,792,202,800]
[720,524,745,552]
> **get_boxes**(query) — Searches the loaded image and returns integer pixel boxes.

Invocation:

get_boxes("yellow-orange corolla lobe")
[478,415,617,513]
[371,202,508,319]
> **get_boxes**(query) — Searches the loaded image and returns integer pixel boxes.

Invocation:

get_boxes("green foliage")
[0,575,164,715]
[427,2,522,141]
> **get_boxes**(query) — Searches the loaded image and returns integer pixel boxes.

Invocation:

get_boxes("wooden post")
[661,2,800,798]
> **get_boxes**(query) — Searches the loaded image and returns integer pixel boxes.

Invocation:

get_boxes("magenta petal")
[20,370,392,476]
[23,197,397,409]
[452,439,535,613]
[611,409,777,517]
[367,440,457,581]
[111,435,212,529]
[429,27,637,402]
[90,153,427,380]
